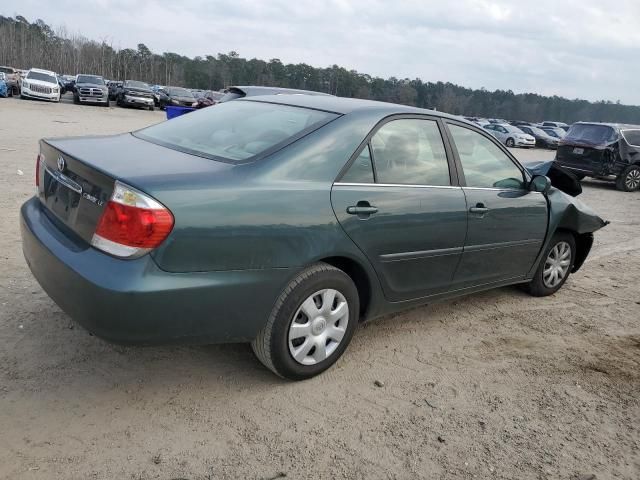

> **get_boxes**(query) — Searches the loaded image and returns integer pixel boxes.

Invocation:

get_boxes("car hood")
[124,87,153,94]
[170,95,195,102]
[76,82,107,89]
[25,78,57,87]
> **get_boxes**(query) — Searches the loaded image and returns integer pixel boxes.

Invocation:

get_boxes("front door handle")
[347,201,378,218]
[469,203,490,214]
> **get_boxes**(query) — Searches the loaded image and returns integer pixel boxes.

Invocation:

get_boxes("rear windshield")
[77,75,104,85]
[621,130,640,147]
[565,124,616,145]
[135,100,339,162]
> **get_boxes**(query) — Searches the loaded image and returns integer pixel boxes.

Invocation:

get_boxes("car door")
[331,116,468,302]
[445,122,548,288]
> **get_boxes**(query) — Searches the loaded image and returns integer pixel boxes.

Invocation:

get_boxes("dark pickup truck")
[73,74,109,106]
[115,80,155,110]
[555,122,640,192]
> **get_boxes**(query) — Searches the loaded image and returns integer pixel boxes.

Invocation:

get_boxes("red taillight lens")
[95,201,174,248]
[91,181,174,258]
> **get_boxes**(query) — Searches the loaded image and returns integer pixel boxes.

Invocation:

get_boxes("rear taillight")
[91,181,174,259]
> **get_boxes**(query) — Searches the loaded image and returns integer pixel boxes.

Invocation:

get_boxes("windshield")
[167,87,193,97]
[76,75,104,85]
[126,80,150,89]
[529,127,548,136]
[0,67,13,74]
[135,100,338,163]
[26,71,57,83]
[565,124,616,145]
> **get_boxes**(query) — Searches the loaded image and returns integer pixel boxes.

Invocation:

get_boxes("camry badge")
[57,156,66,172]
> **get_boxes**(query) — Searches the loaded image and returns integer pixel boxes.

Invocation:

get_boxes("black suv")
[115,80,155,110]
[555,122,640,192]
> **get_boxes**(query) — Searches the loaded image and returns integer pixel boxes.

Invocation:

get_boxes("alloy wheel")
[543,241,571,289]
[288,289,349,366]
[625,169,640,190]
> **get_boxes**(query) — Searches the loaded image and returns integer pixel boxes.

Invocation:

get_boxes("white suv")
[21,68,61,102]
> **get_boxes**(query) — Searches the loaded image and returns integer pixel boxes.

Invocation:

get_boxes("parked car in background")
[0,72,8,98]
[156,86,196,109]
[510,121,534,127]
[107,81,122,100]
[483,123,535,148]
[542,121,569,131]
[115,80,155,110]
[0,65,21,95]
[518,126,560,149]
[60,75,75,92]
[555,122,640,191]
[20,68,61,102]
[21,95,606,380]
[542,127,567,139]
[73,74,109,107]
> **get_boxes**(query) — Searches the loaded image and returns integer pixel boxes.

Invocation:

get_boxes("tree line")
[1,14,639,124]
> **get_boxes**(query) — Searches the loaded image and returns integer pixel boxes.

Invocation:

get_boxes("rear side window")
[565,124,616,144]
[341,145,374,183]
[370,119,450,186]
[621,130,640,147]
[449,124,525,189]
[135,100,338,162]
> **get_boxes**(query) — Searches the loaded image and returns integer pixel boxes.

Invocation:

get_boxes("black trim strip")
[464,239,541,253]
[380,246,463,263]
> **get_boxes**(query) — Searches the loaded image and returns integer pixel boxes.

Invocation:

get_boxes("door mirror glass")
[529,175,550,194]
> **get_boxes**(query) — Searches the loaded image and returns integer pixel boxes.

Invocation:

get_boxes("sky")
[5,0,640,104]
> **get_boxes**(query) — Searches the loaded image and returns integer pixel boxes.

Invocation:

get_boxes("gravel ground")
[0,96,638,480]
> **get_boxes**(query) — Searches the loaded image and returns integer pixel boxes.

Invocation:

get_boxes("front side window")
[370,119,450,186]
[449,124,525,189]
[135,100,338,163]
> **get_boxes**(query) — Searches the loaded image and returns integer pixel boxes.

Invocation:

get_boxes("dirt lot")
[0,96,638,480]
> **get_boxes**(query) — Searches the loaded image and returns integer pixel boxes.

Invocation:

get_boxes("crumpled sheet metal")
[547,188,608,235]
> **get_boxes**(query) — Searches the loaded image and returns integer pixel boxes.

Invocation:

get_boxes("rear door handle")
[347,201,378,218]
[347,206,378,215]
[469,203,490,214]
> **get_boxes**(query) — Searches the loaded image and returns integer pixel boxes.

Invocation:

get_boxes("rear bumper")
[20,197,294,345]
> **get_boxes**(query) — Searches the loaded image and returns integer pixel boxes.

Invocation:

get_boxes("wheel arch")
[317,255,373,320]
[554,227,593,273]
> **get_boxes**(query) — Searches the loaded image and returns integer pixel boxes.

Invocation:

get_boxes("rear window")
[621,130,640,147]
[135,100,339,162]
[565,124,616,145]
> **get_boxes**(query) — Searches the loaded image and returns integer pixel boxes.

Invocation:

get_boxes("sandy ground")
[0,96,638,480]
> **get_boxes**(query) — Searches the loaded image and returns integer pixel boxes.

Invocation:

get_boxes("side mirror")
[529,175,551,194]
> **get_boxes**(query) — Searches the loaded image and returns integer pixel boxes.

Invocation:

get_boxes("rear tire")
[506,138,515,148]
[615,165,640,192]
[251,263,359,380]
[524,232,575,297]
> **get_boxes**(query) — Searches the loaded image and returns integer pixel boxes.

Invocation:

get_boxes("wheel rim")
[288,289,349,366]
[543,241,571,289]
[507,139,514,147]
[625,169,640,190]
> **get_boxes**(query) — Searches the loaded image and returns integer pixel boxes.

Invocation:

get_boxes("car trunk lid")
[37,133,234,245]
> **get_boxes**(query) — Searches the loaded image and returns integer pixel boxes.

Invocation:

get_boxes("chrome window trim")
[334,182,461,190]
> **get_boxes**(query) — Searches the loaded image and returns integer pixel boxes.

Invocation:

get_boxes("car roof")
[239,94,466,122]
[29,68,57,75]
[227,86,333,97]
[573,121,640,130]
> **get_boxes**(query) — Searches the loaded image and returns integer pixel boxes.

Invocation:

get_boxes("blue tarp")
[0,80,8,98]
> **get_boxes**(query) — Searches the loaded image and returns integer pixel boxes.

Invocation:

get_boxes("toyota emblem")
[57,156,66,172]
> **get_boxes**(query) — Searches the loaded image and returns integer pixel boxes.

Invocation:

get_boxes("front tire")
[251,263,359,380]
[524,232,575,297]
[615,165,640,192]
[506,138,515,148]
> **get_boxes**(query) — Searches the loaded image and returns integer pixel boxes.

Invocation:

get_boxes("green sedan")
[20,95,606,380]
